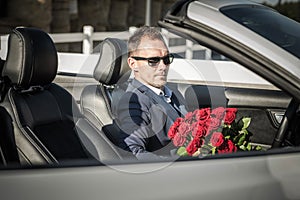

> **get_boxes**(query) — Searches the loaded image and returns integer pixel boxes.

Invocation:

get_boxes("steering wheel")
[272,98,299,148]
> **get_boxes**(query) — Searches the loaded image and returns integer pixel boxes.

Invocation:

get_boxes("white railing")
[0,26,271,88]
[0,25,211,60]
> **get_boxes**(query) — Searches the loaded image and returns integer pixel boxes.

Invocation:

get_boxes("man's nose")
[157,60,168,70]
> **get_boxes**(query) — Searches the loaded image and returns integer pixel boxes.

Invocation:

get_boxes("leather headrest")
[93,38,130,85]
[2,27,58,88]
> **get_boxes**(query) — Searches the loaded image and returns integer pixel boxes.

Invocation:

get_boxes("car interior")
[0,26,296,168]
[0,27,127,167]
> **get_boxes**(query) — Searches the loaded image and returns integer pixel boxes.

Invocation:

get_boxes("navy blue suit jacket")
[115,79,187,160]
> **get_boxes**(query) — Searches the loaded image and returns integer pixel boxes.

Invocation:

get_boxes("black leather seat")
[80,38,133,156]
[0,27,124,165]
[80,38,130,128]
[0,54,19,166]
[0,106,19,166]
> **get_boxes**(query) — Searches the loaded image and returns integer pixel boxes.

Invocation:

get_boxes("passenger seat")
[0,27,123,165]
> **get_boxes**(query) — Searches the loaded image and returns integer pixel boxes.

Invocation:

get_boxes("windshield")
[220,5,300,59]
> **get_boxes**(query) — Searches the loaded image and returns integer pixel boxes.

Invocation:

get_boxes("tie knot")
[160,92,171,103]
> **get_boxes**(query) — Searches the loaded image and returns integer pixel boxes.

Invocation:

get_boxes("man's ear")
[128,57,138,72]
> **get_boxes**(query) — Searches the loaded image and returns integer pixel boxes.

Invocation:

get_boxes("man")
[115,26,187,160]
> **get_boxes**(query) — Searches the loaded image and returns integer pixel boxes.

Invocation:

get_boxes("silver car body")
[1,1,300,200]
[188,0,299,76]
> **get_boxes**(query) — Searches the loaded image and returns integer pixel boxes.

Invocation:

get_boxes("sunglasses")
[131,54,174,67]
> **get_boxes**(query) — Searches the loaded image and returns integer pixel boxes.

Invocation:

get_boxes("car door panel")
[2,152,300,200]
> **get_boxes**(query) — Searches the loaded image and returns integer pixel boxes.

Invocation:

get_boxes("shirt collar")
[145,84,172,98]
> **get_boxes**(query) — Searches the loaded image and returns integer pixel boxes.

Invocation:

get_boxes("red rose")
[173,133,186,147]
[207,117,222,131]
[211,107,225,120]
[217,139,237,154]
[178,122,191,137]
[210,132,224,147]
[192,122,206,138]
[184,112,194,123]
[186,137,203,156]
[193,108,211,122]
[190,121,198,130]
[224,108,237,125]
[227,140,237,152]
[168,117,183,139]
[168,127,177,140]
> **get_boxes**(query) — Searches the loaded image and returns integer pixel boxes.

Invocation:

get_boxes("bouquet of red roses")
[168,107,261,157]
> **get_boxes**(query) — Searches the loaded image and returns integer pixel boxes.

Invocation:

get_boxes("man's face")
[128,37,170,89]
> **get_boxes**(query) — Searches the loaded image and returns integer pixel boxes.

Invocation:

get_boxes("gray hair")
[128,26,167,56]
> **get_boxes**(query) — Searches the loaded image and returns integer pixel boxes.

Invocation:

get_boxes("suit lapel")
[131,79,181,122]
[129,79,188,145]
[170,93,188,117]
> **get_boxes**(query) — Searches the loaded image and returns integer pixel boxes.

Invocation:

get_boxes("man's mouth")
[156,72,166,76]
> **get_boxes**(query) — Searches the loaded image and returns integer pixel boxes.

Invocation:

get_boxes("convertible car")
[0,0,299,199]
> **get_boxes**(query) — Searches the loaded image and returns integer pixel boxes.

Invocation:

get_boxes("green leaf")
[239,145,246,151]
[223,124,230,128]
[211,147,216,155]
[238,134,246,146]
[237,119,244,130]
[246,143,252,151]
[223,127,234,137]
[177,147,188,156]
[255,146,262,151]
[239,129,248,135]
[242,117,251,129]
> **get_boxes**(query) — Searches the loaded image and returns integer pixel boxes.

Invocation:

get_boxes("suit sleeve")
[116,92,165,160]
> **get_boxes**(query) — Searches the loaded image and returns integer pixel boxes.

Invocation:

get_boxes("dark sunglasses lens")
[146,54,174,67]
[148,57,160,66]
[163,55,174,65]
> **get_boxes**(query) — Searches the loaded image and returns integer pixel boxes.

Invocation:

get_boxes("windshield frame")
[159,0,300,101]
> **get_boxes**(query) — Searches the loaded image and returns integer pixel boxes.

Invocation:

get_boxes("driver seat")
[80,38,130,128]
[80,38,133,156]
